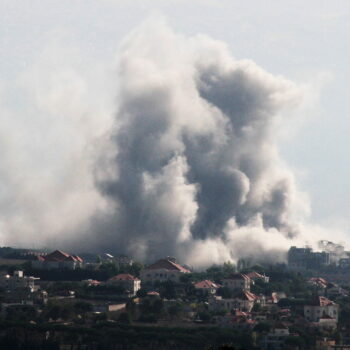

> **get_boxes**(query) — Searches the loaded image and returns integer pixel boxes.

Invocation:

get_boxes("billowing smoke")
[0,18,322,267]
[88,19,310,266]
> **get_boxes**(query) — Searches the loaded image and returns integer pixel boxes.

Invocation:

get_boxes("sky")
[0,0,350,252]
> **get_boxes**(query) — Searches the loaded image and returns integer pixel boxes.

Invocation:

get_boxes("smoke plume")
[0,18,320,267]
[88,19,310,266]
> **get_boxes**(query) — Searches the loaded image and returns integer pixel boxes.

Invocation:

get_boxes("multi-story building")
[288,246,330,270]
[222,273,251,291]
[304,296,339,323]
[209,290,260,312]
[0,270,39,293]
[194,280,220,295]
[140,258,190,283]
[246,271,270,283]
[31,250,83,270]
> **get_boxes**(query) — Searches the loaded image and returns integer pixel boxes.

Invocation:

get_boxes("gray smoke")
[87,19,309,266]
[0,17,322,267]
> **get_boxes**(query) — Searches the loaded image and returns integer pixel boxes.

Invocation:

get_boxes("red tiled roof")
[309,277,328,288]
[319,315,335,320]
[88,280,100,286]
[72,255,83,263]
[246,271,264,279]
[309,296,335,307]
[108,274,140,281]
[145,259,190,273]
[236,291,257,301]
[147,291,160,296]
[40,250,83,263]
[43,250,70,262]
[194,280,220,289]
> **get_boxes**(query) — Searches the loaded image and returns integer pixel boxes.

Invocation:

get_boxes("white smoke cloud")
[0,17,340,267]
[0,36,113,248]
[90,17,315,266]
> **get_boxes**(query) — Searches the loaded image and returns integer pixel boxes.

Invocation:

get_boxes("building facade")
[222,274,251,291]
[140,258,190,283]
[106,274,141,295]
[0,271,39,293]
[304,296,339,323]
[32,250,83,270]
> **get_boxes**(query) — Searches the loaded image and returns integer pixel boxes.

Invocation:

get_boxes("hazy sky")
[1,0,350,243]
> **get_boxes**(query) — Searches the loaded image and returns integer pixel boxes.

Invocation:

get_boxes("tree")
[118,312,131,324]
[251,303,262,312]
[198,311,211,323]
[125,299,137,318]
[217,287,233,299]
[160,281,176,299]
[253,322,270,333]
[136,288,147,298]
[74,301,93,314]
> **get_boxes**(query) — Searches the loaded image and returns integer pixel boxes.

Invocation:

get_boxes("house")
[246,271,269,283]
[31,250,83,270]
[0,271,39,293]
[209,291,260,312]
[304,296,339,323]
[107,274,141,295]
[140,258,190,283]
[194,280,220,295]
[261,324,291,350]
[326,283,348,298]
[308,277,328,290]
[222,273,251,291]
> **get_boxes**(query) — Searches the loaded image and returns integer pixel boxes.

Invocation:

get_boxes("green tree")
[118,312,131,324]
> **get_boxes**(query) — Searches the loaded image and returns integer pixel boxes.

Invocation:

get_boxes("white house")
[246,271,270,283]
[0,271,39,293]
[304,296,339,323]
[209,291,259,312]
[194,280,220,295]
[140,258,190,283]
[106,274,141,295]
[222,273,251,291]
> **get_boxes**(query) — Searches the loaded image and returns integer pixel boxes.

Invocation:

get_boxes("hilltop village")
[0,243,350,349]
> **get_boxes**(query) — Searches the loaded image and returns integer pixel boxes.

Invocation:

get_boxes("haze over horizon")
[1,1,350,266]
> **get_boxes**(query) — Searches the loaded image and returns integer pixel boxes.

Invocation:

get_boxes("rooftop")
[145,259,190,273]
